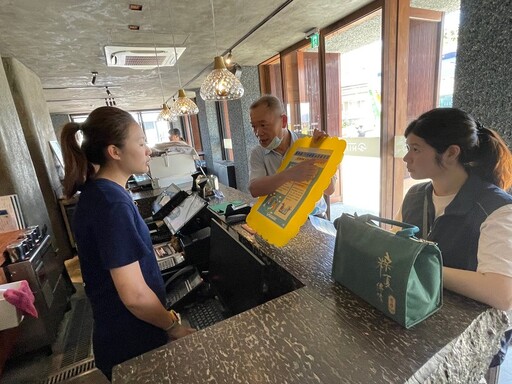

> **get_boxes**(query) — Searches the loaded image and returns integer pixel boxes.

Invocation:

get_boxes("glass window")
[70,114,88,123]
[140,111,171,146]
[401,2,461,200]
[71,110,172,147]
[281,44,322,136]
[216,101,234,161]
[438,10,460,107]
[325,10,382,217]
[180,111,203,155]
[259,56,283,99]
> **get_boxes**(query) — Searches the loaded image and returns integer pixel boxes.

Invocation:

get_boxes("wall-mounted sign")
[310,33,319,48]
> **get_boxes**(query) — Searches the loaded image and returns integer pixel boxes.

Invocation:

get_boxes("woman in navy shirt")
[61,106,195,380]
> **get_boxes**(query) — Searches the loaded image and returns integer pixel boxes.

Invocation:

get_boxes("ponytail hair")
[61,122,94,198]
[472,125,512,191]
[405,108,512,191]
[60,106,136,197]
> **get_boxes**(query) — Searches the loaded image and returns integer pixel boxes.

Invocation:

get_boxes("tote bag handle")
[356,214,419,238]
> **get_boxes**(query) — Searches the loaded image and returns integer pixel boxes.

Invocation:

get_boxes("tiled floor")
[1,257,108,384]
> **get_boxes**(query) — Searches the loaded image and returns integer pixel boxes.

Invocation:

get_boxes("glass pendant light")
[200,0,244,101]
[173,89,199,115]
[200,56,244,100]
[168,0,199,116]
[158,103,176,121]
[150,7,177,122]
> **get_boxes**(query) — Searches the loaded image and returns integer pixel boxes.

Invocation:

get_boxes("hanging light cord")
[210,0,219,56]
[174,0,294,95]
[168,1,182,89]
[150,1,166,104]
[154,47,166,103]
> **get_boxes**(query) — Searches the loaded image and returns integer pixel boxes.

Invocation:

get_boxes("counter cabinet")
[113,185,509,383]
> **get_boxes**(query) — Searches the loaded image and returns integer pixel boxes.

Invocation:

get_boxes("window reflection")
[325,10,382,217]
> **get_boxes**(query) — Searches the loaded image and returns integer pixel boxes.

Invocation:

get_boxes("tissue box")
[0,281,24,331]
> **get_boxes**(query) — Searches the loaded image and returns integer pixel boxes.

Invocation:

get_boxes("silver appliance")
[2,233,73,356]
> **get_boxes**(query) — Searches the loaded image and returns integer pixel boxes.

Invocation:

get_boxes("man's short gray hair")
[250,95,285,116]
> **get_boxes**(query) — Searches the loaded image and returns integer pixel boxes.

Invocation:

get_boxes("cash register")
[145,184,211,310]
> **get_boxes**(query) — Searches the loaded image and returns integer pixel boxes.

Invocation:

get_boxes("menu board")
[0,194,25,233]
[246,137,346,247]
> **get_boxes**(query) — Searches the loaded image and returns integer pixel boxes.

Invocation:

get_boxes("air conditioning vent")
[104,46,185,69]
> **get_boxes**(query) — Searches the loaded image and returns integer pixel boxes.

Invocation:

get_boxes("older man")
[248,95,335,217]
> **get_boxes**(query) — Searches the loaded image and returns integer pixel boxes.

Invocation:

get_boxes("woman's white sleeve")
[477,204,512,277]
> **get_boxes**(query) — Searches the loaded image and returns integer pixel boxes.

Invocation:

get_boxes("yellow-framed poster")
[246,137,346,246]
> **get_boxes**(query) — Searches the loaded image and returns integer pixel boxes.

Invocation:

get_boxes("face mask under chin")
[264,135,282,151]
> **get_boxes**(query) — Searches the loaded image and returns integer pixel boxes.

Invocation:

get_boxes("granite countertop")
[113,185,510,383]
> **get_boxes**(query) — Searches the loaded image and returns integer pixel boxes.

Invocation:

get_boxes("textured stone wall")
[3,57,73,259]
[227,66,261,193]
[453,0,512,145]
[195,90,223,173]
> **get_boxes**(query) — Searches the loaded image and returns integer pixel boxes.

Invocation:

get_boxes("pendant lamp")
[158,102,176,121]
[150,9,177,122]
[200,0,244,101]
[168,1,199,116]
[173,89,199,115]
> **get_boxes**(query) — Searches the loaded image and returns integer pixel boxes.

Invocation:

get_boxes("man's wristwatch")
[164,310,181,331]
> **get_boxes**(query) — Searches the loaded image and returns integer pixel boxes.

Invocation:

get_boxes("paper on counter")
[308,215,336,236]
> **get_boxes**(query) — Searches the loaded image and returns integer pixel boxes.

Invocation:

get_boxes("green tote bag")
[332,214,443,328]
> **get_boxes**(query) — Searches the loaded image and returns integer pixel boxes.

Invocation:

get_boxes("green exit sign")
[310,33,319,48]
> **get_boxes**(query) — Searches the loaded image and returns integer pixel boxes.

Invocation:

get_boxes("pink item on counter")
[3,280,38,318]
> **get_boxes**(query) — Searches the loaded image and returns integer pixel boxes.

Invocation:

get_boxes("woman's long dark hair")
[405,108,512,191]
[60,106,137,197]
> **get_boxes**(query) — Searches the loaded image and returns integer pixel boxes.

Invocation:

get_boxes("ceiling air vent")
[104,46,185,69]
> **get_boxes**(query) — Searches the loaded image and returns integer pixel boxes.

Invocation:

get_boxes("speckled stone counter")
[114,186,510,383]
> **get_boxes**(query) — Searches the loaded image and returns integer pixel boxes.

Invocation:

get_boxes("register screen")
[163,194,206,234]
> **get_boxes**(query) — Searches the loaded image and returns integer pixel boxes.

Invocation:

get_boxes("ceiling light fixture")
[224,51,233,67]
[129,4,143,11]
[105,87,116,106]
[168,0,199,116]
[158,103,175,121]
[90,71,98,85]
[200,0,244,101]
[149,3,178,122]
[154,45,177,121]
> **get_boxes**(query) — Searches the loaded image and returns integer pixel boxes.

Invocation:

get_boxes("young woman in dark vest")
[399,107,512,367]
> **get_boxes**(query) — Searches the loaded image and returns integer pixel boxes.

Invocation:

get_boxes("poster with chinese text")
[247,137,346,247]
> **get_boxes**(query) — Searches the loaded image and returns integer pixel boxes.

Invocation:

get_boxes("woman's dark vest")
[402,174,512,367]
[402,175,512,270]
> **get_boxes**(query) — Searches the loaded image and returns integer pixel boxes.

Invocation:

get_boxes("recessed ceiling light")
[129,4,143,11]
[128,25,140,31]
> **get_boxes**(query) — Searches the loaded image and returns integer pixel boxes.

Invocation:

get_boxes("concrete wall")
[0,57,53,238]
[2,57,72,260]
[453,0,512,145]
